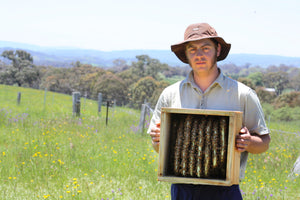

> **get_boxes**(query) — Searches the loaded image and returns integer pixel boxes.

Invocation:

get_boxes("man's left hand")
[236,127,251,152]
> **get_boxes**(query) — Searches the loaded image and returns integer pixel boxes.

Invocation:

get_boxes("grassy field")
[0,84,299,199]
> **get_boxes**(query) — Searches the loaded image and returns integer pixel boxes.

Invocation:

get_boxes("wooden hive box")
[158,108,243,186]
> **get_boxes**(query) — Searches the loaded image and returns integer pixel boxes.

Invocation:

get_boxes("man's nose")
[196,49,204,56]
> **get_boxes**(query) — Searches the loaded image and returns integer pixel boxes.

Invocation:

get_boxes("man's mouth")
[196,61,206,65]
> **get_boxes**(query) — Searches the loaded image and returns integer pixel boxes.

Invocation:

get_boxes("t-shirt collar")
[184,68,226,89]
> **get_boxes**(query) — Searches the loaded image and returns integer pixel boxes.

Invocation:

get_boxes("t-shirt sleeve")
[243,89,270,135]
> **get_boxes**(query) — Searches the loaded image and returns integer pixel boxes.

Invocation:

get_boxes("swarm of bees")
[168,114,229,180]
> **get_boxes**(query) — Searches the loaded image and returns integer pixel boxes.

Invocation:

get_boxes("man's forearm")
[247,134,271,154]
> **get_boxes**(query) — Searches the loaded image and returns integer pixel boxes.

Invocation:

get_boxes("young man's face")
[185,39,221,75]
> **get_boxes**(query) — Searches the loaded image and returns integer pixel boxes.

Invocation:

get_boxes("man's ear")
[217,43,221,57]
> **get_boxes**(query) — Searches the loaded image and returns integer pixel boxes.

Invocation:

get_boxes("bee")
[203,117,212,178]
[174,116,184,176]
[180,115,193,176]
[189,119,199,176]
[196,117,206,178]
[219,117,228,178]
[211,119,219,177]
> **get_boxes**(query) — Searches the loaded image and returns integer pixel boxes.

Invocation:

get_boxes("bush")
[261,103,273,119]
[270,106,300,121]
[272,106,294,121]
[238,77,255,90]
[256,87,276,104]
[273,91,300,108]
[262,103,300,122]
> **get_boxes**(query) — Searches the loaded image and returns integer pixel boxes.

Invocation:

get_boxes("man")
[148,23,271,200]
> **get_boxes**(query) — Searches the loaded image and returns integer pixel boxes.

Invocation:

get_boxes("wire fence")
[269,129,300,137]
[1,88,300,138]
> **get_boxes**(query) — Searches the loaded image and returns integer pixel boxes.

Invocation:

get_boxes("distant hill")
[1,40,300,68]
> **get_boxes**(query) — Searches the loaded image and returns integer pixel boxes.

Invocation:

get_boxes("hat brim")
[171,36,231,64]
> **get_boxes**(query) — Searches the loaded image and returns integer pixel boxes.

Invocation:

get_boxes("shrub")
[256,87,276,104]
[270,106,300,121]
[273,91,300,108]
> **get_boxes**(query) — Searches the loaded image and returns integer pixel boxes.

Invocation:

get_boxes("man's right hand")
[150,121,160,153]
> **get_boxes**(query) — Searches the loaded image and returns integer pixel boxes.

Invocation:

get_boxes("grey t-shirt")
[148,69,270,179]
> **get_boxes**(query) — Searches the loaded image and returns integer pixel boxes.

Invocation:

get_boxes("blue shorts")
[171,184,243,200]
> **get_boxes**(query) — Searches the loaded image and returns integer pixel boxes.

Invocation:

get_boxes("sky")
[0,0,299,57]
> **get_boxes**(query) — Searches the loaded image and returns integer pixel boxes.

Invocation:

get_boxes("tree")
[290,71,300,91]
[149,80,170,107]
[92,72,127,105]
[118,68,140,88]
[40,67,72,94]
[262,72,289,96]
[0,60,5,69]
[255,87,276,104]
[131,76,158,109]
[266,65,279,73]
[110,59,129,73]
[162,66,190,78]
[220,63,241,75]
[238,77,255,90]
[131,55,150,77]
[0,50,39,87]
[131,55,168,80]
[145,58,168,80]
[247,72,263,87]
[273,91,300,108]
[1,50,33,71]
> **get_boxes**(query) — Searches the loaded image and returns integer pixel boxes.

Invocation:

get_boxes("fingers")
[236,127,251,152]
[236,141,248,152]
[150,125,160,140]
[156,121,161,128]
[239,127,249,134]
[150,121,160,137]
[237,133,251,141]
[150,121,161,153]
[236,137,250,151]
[150,129,160,139]
[151,136,160,142]
[150,126,160,134]
[236,136,248,152]
[150,131,160,153]
[150,127,160,141]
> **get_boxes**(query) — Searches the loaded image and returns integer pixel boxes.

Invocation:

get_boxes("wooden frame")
[158,108,243,186]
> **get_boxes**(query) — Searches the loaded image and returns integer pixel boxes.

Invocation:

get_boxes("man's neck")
[193,67,220,92]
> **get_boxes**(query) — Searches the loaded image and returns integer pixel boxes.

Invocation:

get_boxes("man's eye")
[203,47,210,52]
[189,49,196,53]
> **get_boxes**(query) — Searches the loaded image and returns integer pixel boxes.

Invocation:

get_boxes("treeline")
[1,50,300,119]
[0,50,188,108]
[222,63,300,106]
[221,63,300,121]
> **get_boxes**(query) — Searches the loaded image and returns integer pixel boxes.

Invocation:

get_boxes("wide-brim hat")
[171,23,231,63]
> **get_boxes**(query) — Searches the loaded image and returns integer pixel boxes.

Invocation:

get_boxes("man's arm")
[236,127,271,154]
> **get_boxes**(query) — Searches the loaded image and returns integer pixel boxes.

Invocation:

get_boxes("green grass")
[240,126,299,199]
[0,84,299,199]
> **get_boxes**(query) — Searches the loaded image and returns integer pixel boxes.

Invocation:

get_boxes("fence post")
[44,88,47,110]
[98,93,102,114]
[138,104,147,134]
[72,92,81,117]
[17,92,21,105]
[83,92,87,111]
[106,101,109,126]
